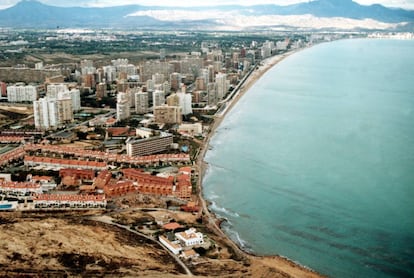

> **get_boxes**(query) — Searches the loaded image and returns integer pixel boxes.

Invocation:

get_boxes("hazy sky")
[1,0,413,10]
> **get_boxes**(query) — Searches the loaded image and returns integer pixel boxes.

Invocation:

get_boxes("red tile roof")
[163,222,182,230]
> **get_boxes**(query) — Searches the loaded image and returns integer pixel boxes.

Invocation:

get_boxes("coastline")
[196,47,325,277]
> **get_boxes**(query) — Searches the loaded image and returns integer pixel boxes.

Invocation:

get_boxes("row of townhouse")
[59,168,95,180]
[0,136,26,144]
[93,170,112,189]
[122,168,192,199]
[0,181,43,195]
[104,180,138,197]
[122,168,174,196]
[0,146,26,167]
[24,144,191,165]
[32,193,106,209]
[24,156,107,171]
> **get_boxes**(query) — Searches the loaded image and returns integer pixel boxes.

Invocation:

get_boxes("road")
[45,109,116,140]
[89,215,193,277]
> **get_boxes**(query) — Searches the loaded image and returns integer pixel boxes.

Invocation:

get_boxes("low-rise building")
[24,156,107,171]
[104,180,137,197]
[0,136,25,144]
[178,123,202,137]
[0,181,43,195]
[23,144,191,167]
[59,169,95,187]
[175,228,204,247]
[159,235,182,255]
[33,194,106,209]
[122,168,174,196]
[181,249,199,260]
[0,146,26,167]
[93,170,112,189]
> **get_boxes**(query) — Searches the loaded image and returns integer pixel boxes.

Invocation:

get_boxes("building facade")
[126,132,173,156]
[135,91,149,114]
[116,92,131,121]
[152,90,165,107]
[154,105,182,124]
[175,228,204,246]
[7,85,38,102]
[33,97,73,129]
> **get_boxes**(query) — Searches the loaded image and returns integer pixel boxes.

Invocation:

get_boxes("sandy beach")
[197,48,325,278]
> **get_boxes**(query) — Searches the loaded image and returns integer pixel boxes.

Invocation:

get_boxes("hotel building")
[126,132,173,156]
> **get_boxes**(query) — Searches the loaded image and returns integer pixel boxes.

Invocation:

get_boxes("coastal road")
[89,215,193,277]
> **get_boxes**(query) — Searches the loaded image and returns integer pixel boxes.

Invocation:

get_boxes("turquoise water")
[203,39,414,278]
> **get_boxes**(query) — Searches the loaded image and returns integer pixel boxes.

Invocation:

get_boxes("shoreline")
[196,47,325,277]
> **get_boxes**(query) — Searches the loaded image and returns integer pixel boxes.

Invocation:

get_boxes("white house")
[159,236,182,255]
[175,228,204,247]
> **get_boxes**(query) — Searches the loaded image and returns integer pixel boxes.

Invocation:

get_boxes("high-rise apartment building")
[207,82,217,105]
[135,91,149,114]
[152,73,165,85]
[152,90,165,108]
[103,66,117,83]
[154,105,182,124]
[215,73,229,100]
[166,93,180,107]
[177,91,192,115]
[7,85,38,102]
[195,77,206,91]
[0,82,6,97]
[47,84,68,99]
[33,96,73,130]
[70,89,81,112]
[96,83,107,100]
[169,72,181,91]
[146,79,155,92]
[47,84,80,112]
[83,74,96,89]
[116,92,130,121]
[261,40,274,59]
[57,98,74,123]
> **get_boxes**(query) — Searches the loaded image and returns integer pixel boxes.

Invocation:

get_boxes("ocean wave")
[207,192,220,200]
[209,201,240,218]
[221,223,253,252]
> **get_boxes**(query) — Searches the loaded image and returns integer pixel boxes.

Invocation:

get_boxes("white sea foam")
[208,192,220,200]
[210,201,240,218]
[221,223,253,252]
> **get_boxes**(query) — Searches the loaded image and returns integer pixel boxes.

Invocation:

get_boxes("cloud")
[1,0,413,10]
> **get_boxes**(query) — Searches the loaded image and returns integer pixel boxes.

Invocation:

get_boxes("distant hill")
[246,0,414,23]
[0,0,164,28]
[0,0,413,30]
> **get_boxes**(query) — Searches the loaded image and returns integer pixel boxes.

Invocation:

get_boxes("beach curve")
[196,47,326,278]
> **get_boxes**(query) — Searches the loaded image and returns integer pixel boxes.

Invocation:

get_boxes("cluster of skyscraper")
[1,38,297,130]
[33,84,80,130]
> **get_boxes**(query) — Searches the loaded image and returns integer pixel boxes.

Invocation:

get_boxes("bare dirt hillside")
[0,212,324,277]
[0,213,184,277]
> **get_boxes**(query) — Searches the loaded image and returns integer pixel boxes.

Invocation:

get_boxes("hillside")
[0,0,413,30]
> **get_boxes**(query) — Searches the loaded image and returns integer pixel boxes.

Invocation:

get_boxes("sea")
[203,38,414,278]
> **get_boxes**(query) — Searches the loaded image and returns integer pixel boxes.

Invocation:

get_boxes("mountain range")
[0,0,413,31]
